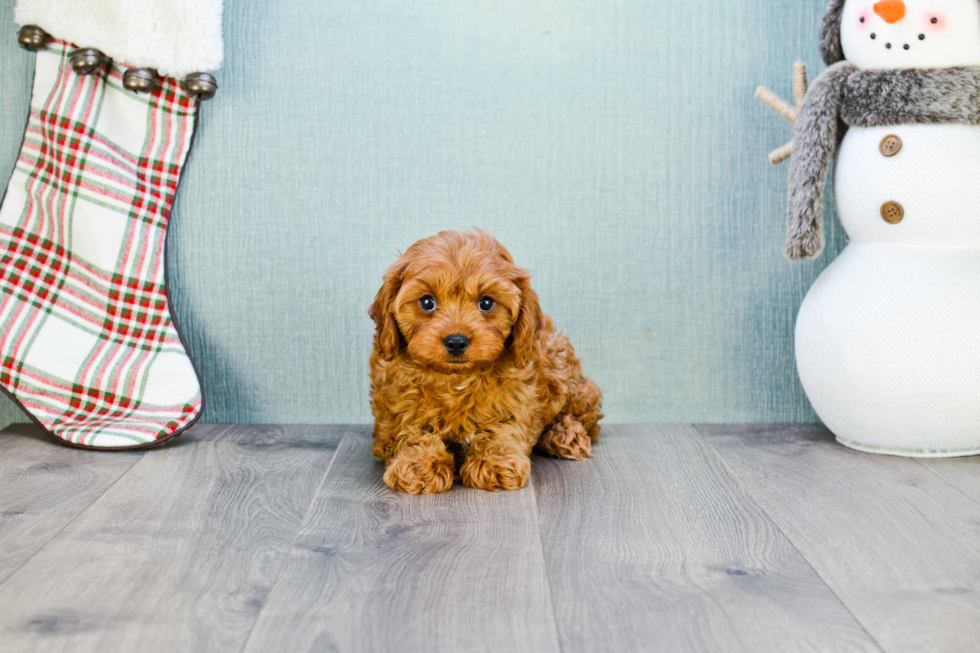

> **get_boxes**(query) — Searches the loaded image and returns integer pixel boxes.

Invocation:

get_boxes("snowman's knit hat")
[820,0,847,65]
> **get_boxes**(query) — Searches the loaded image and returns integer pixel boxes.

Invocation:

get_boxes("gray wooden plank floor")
[533,425,879,653]
[698,424,980,653]
[0,422,978,653]
[0,424,141,586]
[915,456,980,506]
[243,428,561,653]
[0,425,345,653]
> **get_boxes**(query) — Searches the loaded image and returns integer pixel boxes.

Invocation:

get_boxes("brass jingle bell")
[183,72,218,101]
[123,68,158,93]
[17,25,50,52]
[70,48,106,75]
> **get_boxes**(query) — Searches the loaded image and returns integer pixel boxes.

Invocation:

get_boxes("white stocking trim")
[15,0,223,78]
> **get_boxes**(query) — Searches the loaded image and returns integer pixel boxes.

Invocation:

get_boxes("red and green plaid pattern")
[0,40,203,448]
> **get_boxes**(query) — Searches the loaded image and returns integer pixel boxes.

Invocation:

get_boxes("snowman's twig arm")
[786,61,856,261]
[755,62,807,164]
[769,141,794,166]
[793,61,808,108]
[755,86,798,123]
[754,86,797,163]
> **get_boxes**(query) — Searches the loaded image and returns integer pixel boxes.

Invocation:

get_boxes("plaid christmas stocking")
[0,1,222,449]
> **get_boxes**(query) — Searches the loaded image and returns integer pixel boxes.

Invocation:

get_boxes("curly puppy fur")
[369,230,602,494]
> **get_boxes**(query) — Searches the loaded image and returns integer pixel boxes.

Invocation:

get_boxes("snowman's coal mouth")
[874,35,915,51]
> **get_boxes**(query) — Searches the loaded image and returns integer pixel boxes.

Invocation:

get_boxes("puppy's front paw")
[536,416,592,461]
[383,453,455,495]
[460,450,531,492]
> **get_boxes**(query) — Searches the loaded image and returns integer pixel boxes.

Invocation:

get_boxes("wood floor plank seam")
[236,424,352,653]
[690,424,889,653]
[910,459,980,509]
[527,472,568,653]
[0,448,145,590]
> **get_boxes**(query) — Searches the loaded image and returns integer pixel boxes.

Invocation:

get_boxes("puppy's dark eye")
[478,296,495,312]
[419,296,437,312]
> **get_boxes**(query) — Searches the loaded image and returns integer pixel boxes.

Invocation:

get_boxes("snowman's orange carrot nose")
[874,0,906,23]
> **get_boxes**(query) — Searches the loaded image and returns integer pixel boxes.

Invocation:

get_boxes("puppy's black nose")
[444,334,470,356]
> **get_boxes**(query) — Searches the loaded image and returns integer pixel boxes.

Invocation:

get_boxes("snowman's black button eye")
[419,296,437,312]
[871,33,877,39]
[904,44,910,50]
[932,17,938,24]
[919,34,926,40]
[478,296,495,312]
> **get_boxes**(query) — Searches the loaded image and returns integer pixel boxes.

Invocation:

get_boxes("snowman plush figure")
[780,0,980,456]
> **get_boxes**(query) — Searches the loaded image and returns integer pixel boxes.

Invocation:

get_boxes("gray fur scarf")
[786,63,980,260]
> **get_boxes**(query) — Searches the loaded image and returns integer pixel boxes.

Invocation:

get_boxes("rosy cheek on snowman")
[926,12,948,29]
[855,6,947,39]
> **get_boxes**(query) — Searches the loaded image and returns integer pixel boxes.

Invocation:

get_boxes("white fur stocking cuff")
[14,0,223,78]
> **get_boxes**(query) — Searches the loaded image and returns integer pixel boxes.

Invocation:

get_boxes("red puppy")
[369,230,602,494]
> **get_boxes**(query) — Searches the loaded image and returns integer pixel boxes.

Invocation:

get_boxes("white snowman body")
[795,0,980,455]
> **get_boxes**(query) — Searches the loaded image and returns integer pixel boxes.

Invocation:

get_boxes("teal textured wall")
[0,0,845,426]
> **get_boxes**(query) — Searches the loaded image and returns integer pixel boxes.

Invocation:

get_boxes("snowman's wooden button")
[879,135,902,157]
[881,201,904,224]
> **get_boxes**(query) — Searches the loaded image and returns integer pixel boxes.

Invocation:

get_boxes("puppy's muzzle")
[443,334,470,357]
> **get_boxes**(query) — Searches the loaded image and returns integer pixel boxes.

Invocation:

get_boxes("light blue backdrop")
[0,0,845,426]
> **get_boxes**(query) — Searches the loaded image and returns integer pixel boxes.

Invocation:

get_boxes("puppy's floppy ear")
[369,256,410,361]
[508,270,544,368]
